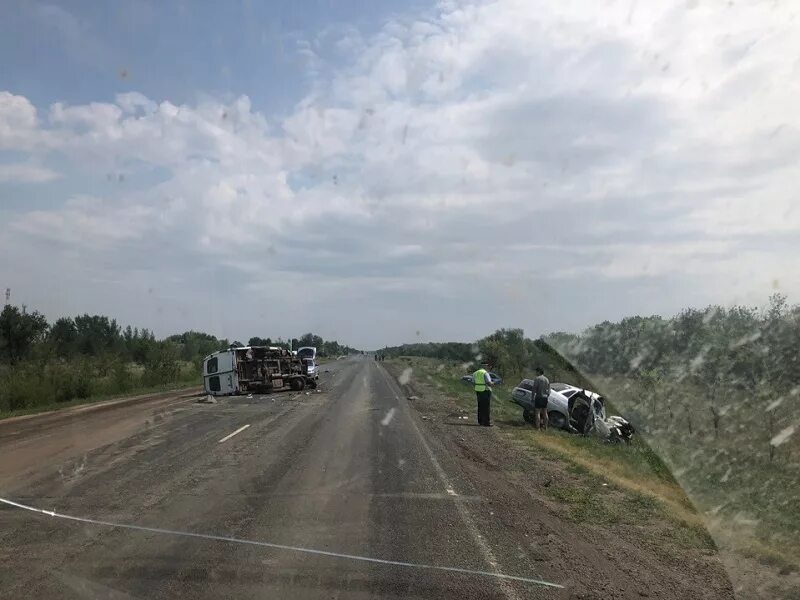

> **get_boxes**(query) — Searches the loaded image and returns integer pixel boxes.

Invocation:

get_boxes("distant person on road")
[472,363,493,427]
[532,368,550,430]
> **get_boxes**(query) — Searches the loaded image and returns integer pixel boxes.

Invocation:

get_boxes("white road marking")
[376,365,531,600]
[218,424,250,443]
[380,408,396,426]
[0,497,562,588]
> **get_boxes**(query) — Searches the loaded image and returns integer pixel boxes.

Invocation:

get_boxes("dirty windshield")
[1,1,798,599]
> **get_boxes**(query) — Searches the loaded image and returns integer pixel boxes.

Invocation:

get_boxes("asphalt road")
[0,356,556,599]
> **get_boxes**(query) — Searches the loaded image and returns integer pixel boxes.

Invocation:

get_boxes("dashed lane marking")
[217,424,250,443]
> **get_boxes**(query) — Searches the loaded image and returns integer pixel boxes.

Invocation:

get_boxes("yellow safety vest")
[473,369,488,392]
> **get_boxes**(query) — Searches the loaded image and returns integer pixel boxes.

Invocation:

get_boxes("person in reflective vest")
[472,363,494,426]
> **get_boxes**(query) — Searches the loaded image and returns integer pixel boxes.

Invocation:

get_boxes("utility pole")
[4,288,9,306]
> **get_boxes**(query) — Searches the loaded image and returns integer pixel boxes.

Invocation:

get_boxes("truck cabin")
[297,346,318,374]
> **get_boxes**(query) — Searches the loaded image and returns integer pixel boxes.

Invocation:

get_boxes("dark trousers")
[476,390,491,426]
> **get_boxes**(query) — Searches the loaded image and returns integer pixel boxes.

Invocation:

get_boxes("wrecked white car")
[511,380,634,443]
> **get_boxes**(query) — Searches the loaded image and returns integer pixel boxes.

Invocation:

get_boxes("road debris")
[197,395,217,404]
[407,395,420,401]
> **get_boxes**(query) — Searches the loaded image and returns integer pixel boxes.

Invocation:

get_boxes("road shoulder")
[382,359,736,600]
[0,386,202,426]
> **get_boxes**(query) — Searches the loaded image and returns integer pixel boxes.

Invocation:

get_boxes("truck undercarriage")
[235,346,317,393]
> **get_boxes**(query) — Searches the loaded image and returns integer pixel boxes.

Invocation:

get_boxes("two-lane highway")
[0,357,554,599]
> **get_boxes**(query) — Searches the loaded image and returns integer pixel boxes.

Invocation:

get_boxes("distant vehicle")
[461,372,504,385]
[203,346,316,396]
[297,346,319,379]
[510,380,571,429]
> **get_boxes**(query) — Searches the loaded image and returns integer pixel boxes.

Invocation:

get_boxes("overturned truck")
[203,346,318,396]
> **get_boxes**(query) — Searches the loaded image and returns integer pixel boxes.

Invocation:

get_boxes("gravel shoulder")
[382,360,736,600]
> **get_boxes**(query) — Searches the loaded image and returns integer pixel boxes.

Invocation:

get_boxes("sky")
[1,0,799,349]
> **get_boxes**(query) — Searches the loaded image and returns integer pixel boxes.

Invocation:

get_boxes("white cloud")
[0,162,58,183]
[1,0,800,345]
[0,91,40,150]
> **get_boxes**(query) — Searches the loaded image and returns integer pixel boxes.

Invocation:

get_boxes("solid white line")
[218,424,250,443]
[375,365,533,600]
[0,497,562,588]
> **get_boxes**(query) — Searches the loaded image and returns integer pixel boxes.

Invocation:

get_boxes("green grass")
[0,362,202,419]
[593,375,800,572]
[391,356,714,546]
[398,355,800,573]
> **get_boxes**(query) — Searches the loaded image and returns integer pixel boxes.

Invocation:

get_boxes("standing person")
[472,363,493,426]
[531,368,550,430]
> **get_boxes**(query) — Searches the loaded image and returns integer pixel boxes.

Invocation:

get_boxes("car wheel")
[290,377,305,391]
[548,411,567,430]
[522,409,536,425]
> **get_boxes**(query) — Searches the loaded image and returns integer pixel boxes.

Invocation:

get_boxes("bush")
[110,359,133,394]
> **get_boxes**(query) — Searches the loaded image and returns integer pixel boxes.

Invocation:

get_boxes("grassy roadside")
[0,376,200,421]
[391,356,714,545]
[391,356,800,597]
[592,375,800,576]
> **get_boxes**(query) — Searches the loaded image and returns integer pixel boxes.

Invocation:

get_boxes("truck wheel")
[522,409,536,425]
[290,378,305,391]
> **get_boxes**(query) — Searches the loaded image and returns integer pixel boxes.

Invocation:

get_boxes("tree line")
[543,293,798,445]
[246,333,358,357]
[0,303,356,413]
[379,329,590,386]
[545,294,798,391]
